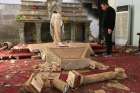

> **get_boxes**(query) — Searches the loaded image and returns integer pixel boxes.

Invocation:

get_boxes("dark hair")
[101,1,109,5]
[53,11,57,13]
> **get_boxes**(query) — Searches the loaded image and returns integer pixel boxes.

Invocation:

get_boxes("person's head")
[53,11,57,13]
[100,2,109,11]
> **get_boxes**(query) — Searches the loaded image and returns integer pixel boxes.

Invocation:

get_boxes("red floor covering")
[93,54,140,93]
[0,54,140,93]
[0,59,40,93]
[44,54,140,93]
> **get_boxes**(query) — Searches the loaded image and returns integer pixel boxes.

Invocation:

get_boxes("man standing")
[100,1,116,56]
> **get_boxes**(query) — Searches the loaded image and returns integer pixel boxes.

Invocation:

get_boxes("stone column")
[85,23,90,42]
[71,22,76,42]
[36,22,42,43]
[19,22,25,43]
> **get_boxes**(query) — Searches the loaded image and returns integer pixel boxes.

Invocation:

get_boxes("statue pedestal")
[45,43,93,70]
[28,43,94,70]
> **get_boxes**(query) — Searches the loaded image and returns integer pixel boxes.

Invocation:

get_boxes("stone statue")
[47,0,61,18]
[50,11,64,44]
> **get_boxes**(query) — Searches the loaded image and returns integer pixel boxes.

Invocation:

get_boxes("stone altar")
[28,43,94,70]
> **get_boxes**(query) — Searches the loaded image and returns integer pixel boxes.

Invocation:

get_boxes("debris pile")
[21,43,130,93]
[0,42,14,51]
[66,68,127,88]
[22,67,128,93]
[0,42,42,60]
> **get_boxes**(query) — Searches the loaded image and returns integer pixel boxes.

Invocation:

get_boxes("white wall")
[109,0,116,9]
[117,0,140,46]
[0,0,21,4]
[117,0,132,6]
[132,0,140,46]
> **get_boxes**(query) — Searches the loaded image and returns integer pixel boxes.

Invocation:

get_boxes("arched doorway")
[41,22,52,42]
[24,22,36,43]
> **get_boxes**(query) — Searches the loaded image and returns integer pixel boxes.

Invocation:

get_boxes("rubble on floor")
[0,42,138,93]
[0,42,14,51]
[0,42,43,93]
[0,59,41,93]
[20,43,131,93]
[106,80,130,91]
[66,68,127,88]
[93,89,106,93]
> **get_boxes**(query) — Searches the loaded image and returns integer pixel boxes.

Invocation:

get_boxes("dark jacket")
[103,6,116,31]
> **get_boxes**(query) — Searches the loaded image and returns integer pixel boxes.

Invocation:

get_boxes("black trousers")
[104,29,113,55]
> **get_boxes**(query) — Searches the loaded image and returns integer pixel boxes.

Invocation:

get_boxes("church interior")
[0,0,140,93]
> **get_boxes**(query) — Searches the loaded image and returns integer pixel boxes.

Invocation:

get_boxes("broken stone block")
[28,43,110,71]
[52,78,69,93]
[94,89,106,93]
[44,78,51,88]
[66,68,127,88]
[31,43,93,70]
[66,70,82,88]
[24,73,44,93]
[61,58,90,70]
[107,80,130,91]
[88,89,106,93]
[89,60,109,70]
[82,68,127,85]
[115,68,128,79]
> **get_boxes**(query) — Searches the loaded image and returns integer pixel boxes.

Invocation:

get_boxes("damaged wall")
[0,0,117,43]
[82,0,117,41]
[0,4,20,43]
[81,1,99,40]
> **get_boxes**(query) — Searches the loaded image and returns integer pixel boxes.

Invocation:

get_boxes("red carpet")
[92,54,140,93]
[0,54,140,93]
[57,54,140,93]
[0,59,40,93]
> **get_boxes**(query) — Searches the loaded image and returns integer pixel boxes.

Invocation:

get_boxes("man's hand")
[108,28,112,34]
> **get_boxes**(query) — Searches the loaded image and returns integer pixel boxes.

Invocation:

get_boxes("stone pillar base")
[36,23,42,43]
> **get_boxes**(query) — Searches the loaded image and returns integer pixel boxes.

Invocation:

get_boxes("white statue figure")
[47,0,61,18]
[50,11,64,45]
